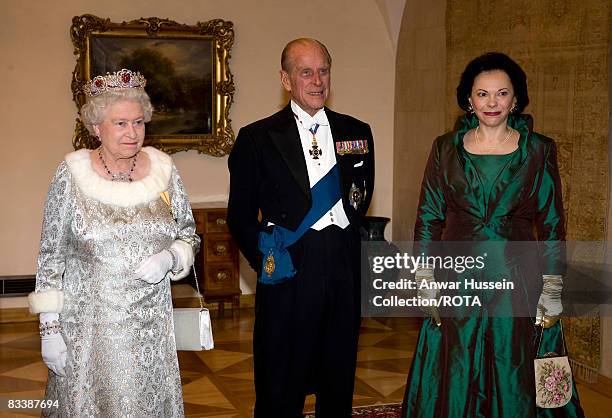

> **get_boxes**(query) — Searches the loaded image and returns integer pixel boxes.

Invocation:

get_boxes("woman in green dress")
[402,53,584,417]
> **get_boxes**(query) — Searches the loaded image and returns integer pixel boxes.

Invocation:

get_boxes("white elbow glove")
[416,267,441,326]
[40,312,67,377]
[135,249,179,284]
[535,275,563,328]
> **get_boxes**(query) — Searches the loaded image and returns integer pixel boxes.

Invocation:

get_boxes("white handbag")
[173,267,214,351]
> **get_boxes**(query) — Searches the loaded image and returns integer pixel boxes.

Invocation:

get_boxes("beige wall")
[392,0,446,240]
[0,0,396,294]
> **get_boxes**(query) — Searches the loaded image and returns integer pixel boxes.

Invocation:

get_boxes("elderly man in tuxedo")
[227,38,375,418]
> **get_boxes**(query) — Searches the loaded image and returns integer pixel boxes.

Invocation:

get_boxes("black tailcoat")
[227,103,375,416]
[227,104,374,273]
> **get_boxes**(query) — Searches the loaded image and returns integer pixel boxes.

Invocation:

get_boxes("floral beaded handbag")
[534,320,572,408]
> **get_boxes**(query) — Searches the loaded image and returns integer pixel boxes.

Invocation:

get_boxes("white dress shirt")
[290,101,349,230]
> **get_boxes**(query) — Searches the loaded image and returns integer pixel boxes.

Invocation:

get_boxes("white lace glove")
[135,249,178,284]
[535,275,563,328]
[416,267,441,326]
[40,312,67,377]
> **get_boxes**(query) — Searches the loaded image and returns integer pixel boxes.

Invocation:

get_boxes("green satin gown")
[402,115,584,418]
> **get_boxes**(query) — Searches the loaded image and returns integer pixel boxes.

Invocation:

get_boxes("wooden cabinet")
[191,202,241,317]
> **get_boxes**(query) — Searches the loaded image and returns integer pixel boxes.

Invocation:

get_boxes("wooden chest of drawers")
[191,202,240,317]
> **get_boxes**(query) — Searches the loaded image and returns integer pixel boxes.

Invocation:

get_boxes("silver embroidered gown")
[35,147,199,417]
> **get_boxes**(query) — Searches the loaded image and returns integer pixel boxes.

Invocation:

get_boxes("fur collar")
[65,146,172,207]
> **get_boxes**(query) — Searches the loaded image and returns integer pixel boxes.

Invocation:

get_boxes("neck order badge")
[293,113,323,160]
[308,123,322,160]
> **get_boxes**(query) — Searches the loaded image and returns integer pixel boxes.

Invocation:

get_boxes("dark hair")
[456,52,529,114]
[281,38,332,72]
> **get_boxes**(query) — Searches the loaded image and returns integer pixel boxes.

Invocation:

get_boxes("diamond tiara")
[83,69,147,98]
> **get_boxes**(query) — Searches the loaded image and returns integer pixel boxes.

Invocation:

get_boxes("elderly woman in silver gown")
[27,69,199,417]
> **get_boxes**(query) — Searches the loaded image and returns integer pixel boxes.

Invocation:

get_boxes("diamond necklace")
[98,148,137,182]
[475,125,514,152]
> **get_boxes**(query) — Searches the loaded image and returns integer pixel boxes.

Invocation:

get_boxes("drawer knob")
[215,243,228,255]
[216,271,229,281]
[216,217,227,226]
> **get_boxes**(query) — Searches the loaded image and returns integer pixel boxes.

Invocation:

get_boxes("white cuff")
[169,240,195,281]
[28,289,64,314]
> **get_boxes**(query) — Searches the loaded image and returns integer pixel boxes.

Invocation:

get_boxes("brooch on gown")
[159,191,173,217]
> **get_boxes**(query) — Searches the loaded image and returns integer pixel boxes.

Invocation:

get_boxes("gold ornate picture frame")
[70,14,235,156]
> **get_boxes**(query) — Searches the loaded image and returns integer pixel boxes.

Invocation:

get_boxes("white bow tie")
[302,116,327,128]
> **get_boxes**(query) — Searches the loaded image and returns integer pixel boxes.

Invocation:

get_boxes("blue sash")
[258,165,342,284]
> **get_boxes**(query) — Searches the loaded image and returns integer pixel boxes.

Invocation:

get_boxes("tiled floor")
[1,311,611,417]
